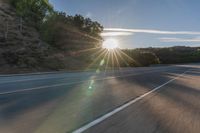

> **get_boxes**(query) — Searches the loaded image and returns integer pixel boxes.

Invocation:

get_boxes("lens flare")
[102,38,119,50]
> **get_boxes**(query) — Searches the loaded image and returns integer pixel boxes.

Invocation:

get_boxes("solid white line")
[0,75,82,84]
[72,70,189,133]
[0,66,171,77]
[0,69,171,95]
[0,67,173,84]
[0,70,92,77]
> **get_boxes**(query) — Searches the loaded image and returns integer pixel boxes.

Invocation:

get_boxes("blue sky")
[49,0,200,48]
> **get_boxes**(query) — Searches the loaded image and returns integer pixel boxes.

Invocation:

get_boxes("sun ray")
[113,50,120,69]
[86,49,108,69]
[60,24,103,42]
[115,49,130,67]
[113,50,128,80]
[118,49,141,66]
[75,46,102,54]
[104,50,111,73]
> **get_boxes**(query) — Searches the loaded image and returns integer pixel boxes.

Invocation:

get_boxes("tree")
[121,49,160,67]
[73,14,85,29]
[40,12,103,49]
[10,0,53,30]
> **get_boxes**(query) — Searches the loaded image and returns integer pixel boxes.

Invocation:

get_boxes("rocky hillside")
[0,0,103,74]
[0,1,50,73]
[0,0,101,73]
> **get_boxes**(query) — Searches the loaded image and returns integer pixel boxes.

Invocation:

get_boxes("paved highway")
[0,64,199,133]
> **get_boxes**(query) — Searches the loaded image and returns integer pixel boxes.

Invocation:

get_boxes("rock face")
[0,4,41,45]
[0,1,49,73]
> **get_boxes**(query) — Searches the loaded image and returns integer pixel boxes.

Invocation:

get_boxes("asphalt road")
[0,64,200,133]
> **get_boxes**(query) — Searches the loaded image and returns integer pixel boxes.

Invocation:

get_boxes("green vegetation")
[100,46,200,68]
[10,0,53,29]
[40,12,103,49]
[118,46,200,67]
[137,46,200,64]
[122,49,160,67]
[9,0,103,48]
[98,49,160,68]
[1,0,103,72]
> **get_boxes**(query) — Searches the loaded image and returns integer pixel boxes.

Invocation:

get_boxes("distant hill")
[138,46,200,64]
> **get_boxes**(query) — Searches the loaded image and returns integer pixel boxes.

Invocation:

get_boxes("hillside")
[0,1,51,73]
[138,46,200,64]
[0,1,103,74]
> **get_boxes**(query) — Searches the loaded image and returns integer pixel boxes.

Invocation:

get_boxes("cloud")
[86,12,92,18]
[103,28,200,35]
[101,32,134,37]
[159,37,200,42]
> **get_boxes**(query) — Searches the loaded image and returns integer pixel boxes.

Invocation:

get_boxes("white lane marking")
[0,69,175,95]
[0,75,87,84]
[0,67,174,84]
[72,70,189,133]
[0,70,93,77]
[0,66,172,77]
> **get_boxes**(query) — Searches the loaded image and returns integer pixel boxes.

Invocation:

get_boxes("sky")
[49,0,200,48]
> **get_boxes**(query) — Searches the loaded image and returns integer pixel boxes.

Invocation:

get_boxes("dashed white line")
[72,70,189,133]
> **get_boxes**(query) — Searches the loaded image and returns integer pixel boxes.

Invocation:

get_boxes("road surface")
[0,64,200,133]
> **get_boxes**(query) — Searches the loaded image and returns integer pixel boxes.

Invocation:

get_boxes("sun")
[102,38,119,50]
